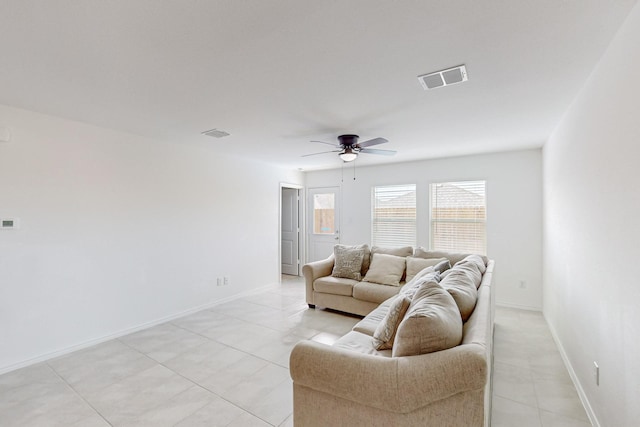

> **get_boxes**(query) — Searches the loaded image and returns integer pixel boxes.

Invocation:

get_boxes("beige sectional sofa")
[303,246,482,316]
[291,247,495,427]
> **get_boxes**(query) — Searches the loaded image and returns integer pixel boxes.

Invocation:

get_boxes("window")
[430,180,486,255]
[372,184,416,247]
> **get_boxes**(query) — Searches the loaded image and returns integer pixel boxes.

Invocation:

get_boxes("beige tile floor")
[0,275,590,426]
[491,307,591,427]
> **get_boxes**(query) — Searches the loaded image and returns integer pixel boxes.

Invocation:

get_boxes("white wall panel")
[0,105,302,371]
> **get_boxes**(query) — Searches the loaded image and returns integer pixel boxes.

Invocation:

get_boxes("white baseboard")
[544,316,600,427]
[495,301,542,311]
[0,282,279,376]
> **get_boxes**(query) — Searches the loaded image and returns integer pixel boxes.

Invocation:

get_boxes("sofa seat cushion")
[392,280,463,357]
[332,331,392,357]
[353,281,402,304]
[313,276,357,296]
[352,297,394,336]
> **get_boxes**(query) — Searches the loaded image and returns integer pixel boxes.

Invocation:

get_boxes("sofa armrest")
[290,340,487,413]
[301,255,334,305]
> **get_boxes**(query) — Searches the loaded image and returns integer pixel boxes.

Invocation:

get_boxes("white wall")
[543,3,640,426]
[305,149,542,310]
[0,105,302,372]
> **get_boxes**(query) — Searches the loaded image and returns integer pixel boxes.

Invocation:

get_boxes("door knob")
[335,236,339,240]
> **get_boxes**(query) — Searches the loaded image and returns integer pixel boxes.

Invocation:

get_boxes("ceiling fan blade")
[358,137,388,148]
[301,150,341,157]
[310,140,340,147]
[360,148,396,156]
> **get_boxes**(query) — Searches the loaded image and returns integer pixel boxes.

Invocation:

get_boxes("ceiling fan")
[302,134,396,162]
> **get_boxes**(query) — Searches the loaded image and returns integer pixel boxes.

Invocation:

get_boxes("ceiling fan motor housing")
[338,134,359,147]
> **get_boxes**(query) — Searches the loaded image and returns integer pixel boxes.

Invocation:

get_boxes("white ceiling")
[0,0,636,170]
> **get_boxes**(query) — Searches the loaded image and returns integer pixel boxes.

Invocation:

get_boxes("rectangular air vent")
[201,128,230,138]
[418,65,468,90]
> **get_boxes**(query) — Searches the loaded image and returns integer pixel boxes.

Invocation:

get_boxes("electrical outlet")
[594,361,599,386]
[224,276,229,286]
[216,278,222,286]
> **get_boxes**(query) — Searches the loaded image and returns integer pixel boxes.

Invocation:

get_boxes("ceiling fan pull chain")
[353,159,356,180]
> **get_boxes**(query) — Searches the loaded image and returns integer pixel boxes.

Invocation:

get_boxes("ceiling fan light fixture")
[339,148,358,162]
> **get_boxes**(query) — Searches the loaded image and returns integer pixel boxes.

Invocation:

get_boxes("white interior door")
[308,187,340,262]
[281,188,300,276]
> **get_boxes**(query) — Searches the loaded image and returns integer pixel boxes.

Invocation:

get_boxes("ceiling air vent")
[418,65,468,90]
[201,128,230,138]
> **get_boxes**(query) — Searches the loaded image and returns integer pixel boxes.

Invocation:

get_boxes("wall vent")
[418,65,468,90]
[201,128,230,138]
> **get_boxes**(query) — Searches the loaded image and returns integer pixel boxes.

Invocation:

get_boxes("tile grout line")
[109,338,279,427]
[153,311,294,426]
[44,361,115,427]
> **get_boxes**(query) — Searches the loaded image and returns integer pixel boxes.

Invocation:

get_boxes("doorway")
[307,186,341,262]
[280,184,303,276]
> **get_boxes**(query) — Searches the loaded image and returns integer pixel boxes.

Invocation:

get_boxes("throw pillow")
[392,280,463,357]
[372,295,411,350]
[331,245,365,280]
[332,244,371,276]
[405,257,448,282]
[371,246,413,280]
[362,253,406,287]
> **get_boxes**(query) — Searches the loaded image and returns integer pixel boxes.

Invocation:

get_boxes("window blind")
[372,184,416,248]
[430,180,486,255]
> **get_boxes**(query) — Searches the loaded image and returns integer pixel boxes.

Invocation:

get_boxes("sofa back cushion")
[440,256,487,321]
[454,254,487,276]
[392,280,463,357]
[371,245,414,258]
[399,268,440,300]
[362,253,406,287]
[414,247,489,267]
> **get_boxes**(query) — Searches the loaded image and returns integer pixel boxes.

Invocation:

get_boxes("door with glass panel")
[307,187,340,262]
